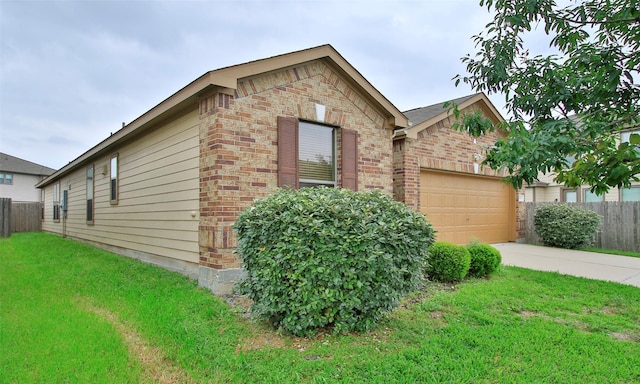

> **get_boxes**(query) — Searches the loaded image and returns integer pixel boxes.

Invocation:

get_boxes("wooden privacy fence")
[0,198,10,237]
[0,198,43,237]
[523,202,640,253]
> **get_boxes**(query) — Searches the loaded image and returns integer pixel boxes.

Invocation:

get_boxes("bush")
[467,242,502,278]
[534,204,601,249]
[234,187,435,336]
[425,242,471,282]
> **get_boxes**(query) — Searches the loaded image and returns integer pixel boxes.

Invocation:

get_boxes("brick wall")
[393,101,524,241]
[198,60,394,270]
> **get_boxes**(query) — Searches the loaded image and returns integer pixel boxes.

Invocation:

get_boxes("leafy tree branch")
[453,0,640,194]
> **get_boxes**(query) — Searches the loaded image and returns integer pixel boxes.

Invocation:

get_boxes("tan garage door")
[420,170,515,244]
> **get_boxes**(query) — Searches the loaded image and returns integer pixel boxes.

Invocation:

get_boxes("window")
[621,186,640,201]
[278,117,358,190]
[0,173,13,184]
[299,122,336,188]
[110,155,118,203]
[561,188,577,202]
[583,188,602,202]
[41,189,45,221]
[53,182,60,222]
[86,166,94,223]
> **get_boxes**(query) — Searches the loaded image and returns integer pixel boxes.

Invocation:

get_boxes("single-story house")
[0,152,55,202]
[37,45,519,295]
[525,127,640,202]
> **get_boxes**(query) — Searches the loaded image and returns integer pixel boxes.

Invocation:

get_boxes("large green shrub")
[425,242,471,282]
[467,243,502,278]
[534,204,601,249]
[234,187,435,336]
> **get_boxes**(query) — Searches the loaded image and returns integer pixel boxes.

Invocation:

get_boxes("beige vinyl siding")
[43,109,200,264]
[0,173,45,202]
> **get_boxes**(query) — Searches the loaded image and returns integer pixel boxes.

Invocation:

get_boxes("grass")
[2,232,640,383]
[579,246,640,259]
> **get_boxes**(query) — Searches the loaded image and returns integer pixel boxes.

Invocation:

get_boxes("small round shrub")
[425,241,471,282]
[534,204,601,249]
[234,187,435,336]
[467,243,502,278]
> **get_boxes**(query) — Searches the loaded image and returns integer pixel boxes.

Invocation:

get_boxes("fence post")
[0,198,11,238]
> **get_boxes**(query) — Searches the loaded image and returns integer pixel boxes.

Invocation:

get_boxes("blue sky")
[1,0,513,169]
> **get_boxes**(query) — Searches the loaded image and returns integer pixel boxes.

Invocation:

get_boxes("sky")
[1,0,512,170]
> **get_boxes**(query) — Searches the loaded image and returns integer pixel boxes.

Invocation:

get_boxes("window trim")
[53,182,61,223]
[86,165,95,225]
[620,185,640,202]
[298,120,337,188]
[560,187,579,203]
[41,189,45,222]
[277,116,358,191]
[0,173,13,185]
[110,154,119,205]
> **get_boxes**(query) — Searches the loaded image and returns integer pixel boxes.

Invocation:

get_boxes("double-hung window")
[53,182,60,222]
[86,165,94,223]
[299,122,336,188]
[0,173,13,184]
[621,186,640,201]
[110,155,119,204]
[561,188,577,203]
[277,117,358,190]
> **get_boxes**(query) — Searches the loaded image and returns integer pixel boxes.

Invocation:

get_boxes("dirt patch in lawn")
[76,299,195,384]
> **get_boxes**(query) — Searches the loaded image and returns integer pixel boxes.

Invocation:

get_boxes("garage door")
[420,170,515,244]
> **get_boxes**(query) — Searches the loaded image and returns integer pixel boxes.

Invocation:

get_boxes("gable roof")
[37,44,407,188]
[403,94,477,126]
[0,152,56,176]
[398,92,504,140]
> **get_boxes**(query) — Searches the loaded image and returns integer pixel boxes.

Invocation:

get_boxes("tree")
[453,0,640,194]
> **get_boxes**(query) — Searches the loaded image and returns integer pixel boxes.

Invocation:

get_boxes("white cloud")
[0,0,512,170]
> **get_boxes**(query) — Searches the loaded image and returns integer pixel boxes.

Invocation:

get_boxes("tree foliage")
[454,0,640,194]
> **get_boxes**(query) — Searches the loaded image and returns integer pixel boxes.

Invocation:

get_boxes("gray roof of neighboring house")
[403,94,478,126]
[0,152,56,176]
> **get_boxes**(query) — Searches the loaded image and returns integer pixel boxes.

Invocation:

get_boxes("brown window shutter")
[341,129,358,191]
[277,116,299,188]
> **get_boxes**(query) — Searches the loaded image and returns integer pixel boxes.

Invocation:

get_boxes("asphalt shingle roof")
[403,94,478,126]
[0,152,56,176]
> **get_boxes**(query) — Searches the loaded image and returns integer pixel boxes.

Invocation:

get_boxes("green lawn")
[2,232,639,383]
[580,247,640,259]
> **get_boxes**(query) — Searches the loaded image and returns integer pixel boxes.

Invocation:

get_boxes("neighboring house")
[394,93,518,244]
[0,152,55,202]
[37,45,519,295]
[525,127,640,202]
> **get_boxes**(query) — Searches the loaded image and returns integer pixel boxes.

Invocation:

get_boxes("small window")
[0,173,13,185]
[110,155,118,204]
[86,166,94,223]
[53,182,60,222]
[41,189,45,221]
[298,121,336,188]
[621,186,640,201]
[583,188,602,202]
[561,188,577,203]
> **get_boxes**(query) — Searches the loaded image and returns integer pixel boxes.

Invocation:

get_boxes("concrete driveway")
[492,243,640,288]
